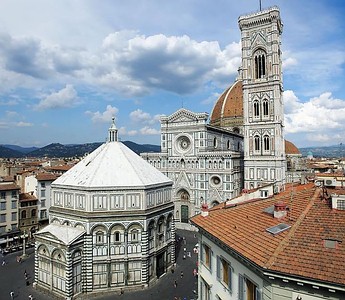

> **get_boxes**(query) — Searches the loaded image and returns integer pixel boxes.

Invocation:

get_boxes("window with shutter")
[216,256,233,291]
[239,274,261,300]
[239,274,244,300]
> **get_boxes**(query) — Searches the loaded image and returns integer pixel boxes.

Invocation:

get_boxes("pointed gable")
[161,108,208,124]
[36,224,85,246]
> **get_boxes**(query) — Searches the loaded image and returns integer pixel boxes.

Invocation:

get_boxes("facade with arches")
[35,121,175,299]
[141,108,244,229]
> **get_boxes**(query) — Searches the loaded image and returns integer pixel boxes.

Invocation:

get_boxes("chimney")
[201,203,209,217]
[274,201,287,219]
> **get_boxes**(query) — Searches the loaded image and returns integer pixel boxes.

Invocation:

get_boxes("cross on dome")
[108,117,118,142]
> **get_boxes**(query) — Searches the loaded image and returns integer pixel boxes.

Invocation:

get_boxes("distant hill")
[0,145,24,158]
[3,144,39,154]
[0,141,161,158]
[299,145,345,158]
[2,142,343,159]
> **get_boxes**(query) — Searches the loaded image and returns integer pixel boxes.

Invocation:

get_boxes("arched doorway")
[181,205,189,223]
[178,189,190,223]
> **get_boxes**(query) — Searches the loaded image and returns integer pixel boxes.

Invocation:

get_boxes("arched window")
[254,135,260,151]
[21,210,26,219]
[96,231,104,244]
[213,137,218,148]
[253,101,260,117]
[114,231,120,242]
[263,135,270,152]
[31,209,36,217]
[263,99,269,117]
[254,49,266,79]
[131,229,139,242]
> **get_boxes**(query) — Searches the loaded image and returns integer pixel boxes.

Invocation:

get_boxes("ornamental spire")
[108,117,118,142]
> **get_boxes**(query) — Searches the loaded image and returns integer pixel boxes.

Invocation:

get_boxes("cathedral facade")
[34,121,175,299]
[141,108,244,228]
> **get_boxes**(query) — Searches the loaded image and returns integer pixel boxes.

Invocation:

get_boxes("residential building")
[36,173,58,225]
[34,119,175,299]
[0,178,20,248]
[19,192,38,237]
[191,182,345,300]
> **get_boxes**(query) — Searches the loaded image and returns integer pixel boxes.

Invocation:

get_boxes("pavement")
[0,229,199,300]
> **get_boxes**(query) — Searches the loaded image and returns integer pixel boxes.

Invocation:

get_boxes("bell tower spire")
[108,117,118,142]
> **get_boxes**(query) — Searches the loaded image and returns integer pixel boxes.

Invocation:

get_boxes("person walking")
[10,291,14,299]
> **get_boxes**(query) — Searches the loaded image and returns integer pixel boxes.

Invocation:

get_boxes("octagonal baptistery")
[34,120,175,299]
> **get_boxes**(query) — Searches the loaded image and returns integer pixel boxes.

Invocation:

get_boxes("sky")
[0,0,344,149]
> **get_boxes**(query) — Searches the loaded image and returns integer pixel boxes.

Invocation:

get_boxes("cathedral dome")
[285,140,300,155]
[210,80,243,132]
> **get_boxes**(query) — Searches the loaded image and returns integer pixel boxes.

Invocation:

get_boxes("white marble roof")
[53,141,172,189]
[37,224,85,245]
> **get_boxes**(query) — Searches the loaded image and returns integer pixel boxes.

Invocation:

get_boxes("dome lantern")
[108,117,118,142]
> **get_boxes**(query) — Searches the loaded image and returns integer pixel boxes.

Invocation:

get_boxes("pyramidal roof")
[53,141,172,189]
[53,120,172,189]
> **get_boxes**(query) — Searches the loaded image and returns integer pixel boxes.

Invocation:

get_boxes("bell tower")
[239,6,286,191]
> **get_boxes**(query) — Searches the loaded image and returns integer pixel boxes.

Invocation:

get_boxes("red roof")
[36,173,58,181]
[19,192,37,202]
[191,183,345,287]
[0,183,20,191]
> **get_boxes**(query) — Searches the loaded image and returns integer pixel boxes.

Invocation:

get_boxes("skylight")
[266,223,291,235]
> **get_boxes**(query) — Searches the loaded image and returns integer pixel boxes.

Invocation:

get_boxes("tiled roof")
[36,173,58,181]
[285,140,300,155]
[191,183,345,287]
[210,80,243,123]
[0,183,20,191]
[45,165,73,171]
[19,192,37,201]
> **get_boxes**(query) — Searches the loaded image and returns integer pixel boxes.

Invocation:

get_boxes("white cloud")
[140,126,160,135]
[129,109,161,125]
[282,56,298,70]
[201,92,221,105]
[16,121,33,127]
[35,84,79,110]
[95,32,241,95]
[284,91,345,136]
[127,130,138,136]
[85,105,118,123]
[5,111,18,118]
[0,122,9,129]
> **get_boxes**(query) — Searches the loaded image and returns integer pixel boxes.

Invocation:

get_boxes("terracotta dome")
[210,80,243,132]
[285,140,300,155]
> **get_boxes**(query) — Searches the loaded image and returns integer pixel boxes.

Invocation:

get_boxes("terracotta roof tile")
[285,140,300,155]
[19,192,37,201]
[36,172,58,181]
[0,183,20,191]
[210,80,243,123]
[191,183,345,287]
